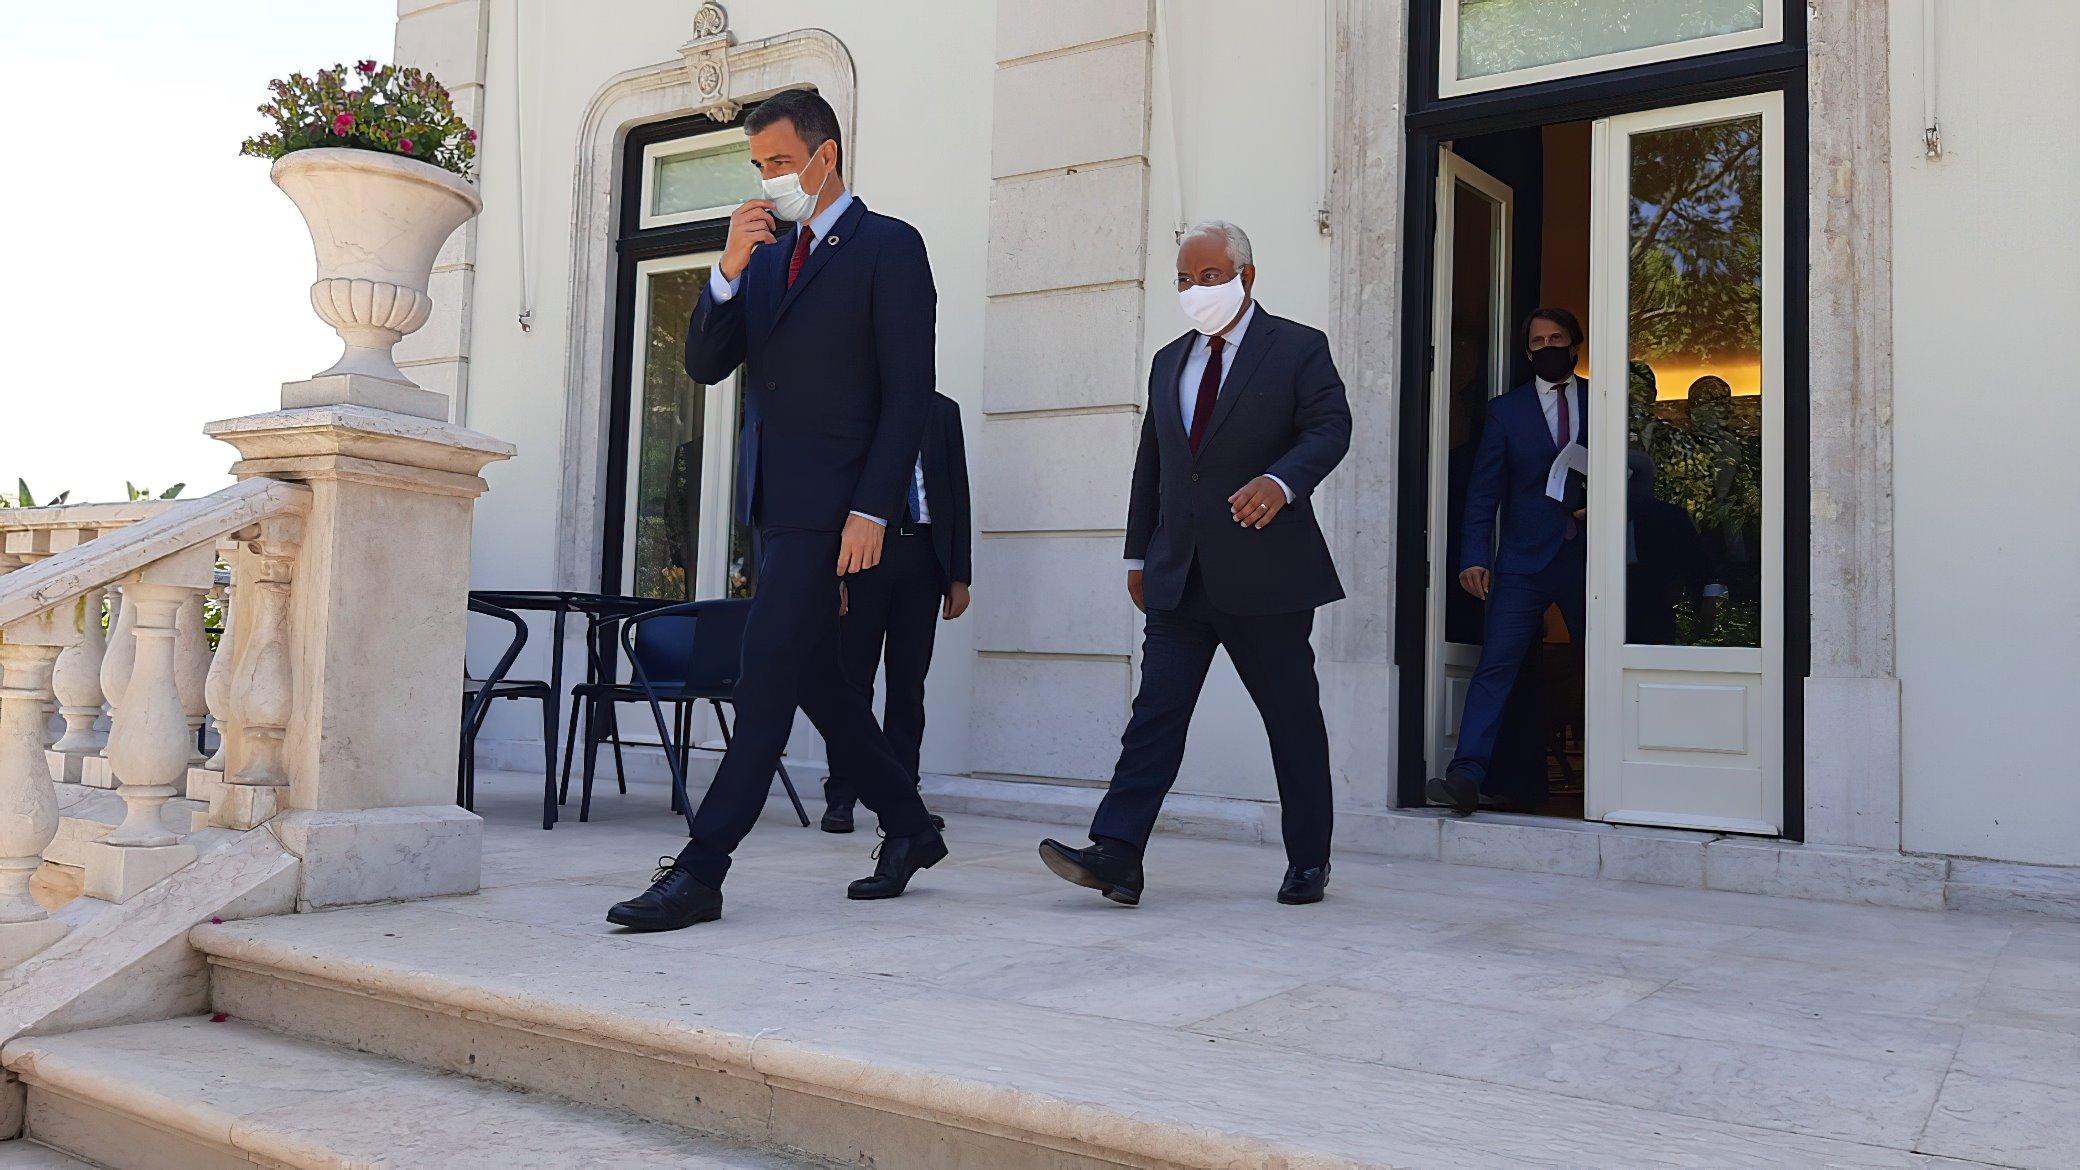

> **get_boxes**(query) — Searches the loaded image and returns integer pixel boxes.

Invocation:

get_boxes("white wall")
[1891,0,2080,866]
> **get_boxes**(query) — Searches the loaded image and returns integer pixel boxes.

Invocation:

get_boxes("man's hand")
[1459,566,1491,601]
[1127,569,1146,613]
[836,514,885,575]
[1229,476,1288,528]
[718,199,778,282]
[942,581,971,620]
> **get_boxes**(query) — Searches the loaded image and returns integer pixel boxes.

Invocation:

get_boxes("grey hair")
[1179,219,1253,268]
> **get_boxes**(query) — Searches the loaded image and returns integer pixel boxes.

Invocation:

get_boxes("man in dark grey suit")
[1039,221,1352,907]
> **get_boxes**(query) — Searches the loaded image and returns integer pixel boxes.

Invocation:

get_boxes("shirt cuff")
[707,267,743,303]
[848,511,886,526]
[1265,475,1296,504]
[1123,559,1145,571]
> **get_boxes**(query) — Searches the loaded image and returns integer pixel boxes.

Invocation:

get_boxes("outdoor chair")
[561,599,808,828]
[460,597,557,828]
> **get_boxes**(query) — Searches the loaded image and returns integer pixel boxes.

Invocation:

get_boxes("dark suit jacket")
[917,392,973,589]
[1125,308,1351,616]
[683,198,936,532]
[1460,379,1588,577]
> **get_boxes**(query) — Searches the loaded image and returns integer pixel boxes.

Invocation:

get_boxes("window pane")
[633,267,708,601]
[1623,114,1764,649]
[652,139,762,220]
[1457,0,1765,82]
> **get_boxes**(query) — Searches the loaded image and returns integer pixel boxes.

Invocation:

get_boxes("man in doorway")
[1038,221,1352,906]
[821,391,973,833]
[1429,308,1590,815]
[607,89,948,931]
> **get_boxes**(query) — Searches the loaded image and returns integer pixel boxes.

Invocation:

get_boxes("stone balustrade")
[0,480,311,966]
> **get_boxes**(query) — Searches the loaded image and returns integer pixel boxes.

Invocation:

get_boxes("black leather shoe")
[1426,763,1481,816]
[847,828,949,900]
[606,858,722,931]
[1037,838,1144,907]
[821,800,856,834]
[1278,862,1330,905]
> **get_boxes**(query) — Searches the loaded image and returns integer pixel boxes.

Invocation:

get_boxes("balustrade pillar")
[47,586,109,781]
[84,547,213,903]
[175,589,211,769]
[0,605,79,966]
[202,577,236,772]
[84,584,141,790]
[215,519,297,831]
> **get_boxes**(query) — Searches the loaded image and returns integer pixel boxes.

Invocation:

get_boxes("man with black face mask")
[1428,308,1590,815]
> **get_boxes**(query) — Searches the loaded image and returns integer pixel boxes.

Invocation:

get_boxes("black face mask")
[1529,345,1576,383]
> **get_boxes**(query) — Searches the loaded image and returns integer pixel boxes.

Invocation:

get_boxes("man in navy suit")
[821,391,973,833]
[1428,308,1590,815]
[1039,222,1352,907]
[609,90,947,931]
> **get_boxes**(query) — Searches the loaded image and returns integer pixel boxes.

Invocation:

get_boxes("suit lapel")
[1152,333,1192,450]
[749,235,787,348]
[1196,309,1279,455]
[772,197,868,327]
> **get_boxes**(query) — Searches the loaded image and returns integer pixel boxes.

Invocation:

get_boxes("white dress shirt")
[1124,302,1292,570]
[1535,374,1582,448]
[708,192,919,526]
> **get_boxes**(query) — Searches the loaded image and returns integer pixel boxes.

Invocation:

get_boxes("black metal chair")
[565,599,808,828]
[460,598,557,828]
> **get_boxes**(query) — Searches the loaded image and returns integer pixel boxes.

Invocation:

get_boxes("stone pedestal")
[204,404,512,906]
[79,755,115,790]
[281,373,450,423]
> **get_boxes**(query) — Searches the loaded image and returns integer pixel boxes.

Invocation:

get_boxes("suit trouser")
[826,526,943,805]
[675,526,933,886]
[1090,566,1334,869]
[1449,537,1586,781]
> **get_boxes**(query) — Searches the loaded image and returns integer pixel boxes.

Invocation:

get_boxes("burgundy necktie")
[1187,336,1226,456]
[1554,386,1571,448]
[787,227,812,287]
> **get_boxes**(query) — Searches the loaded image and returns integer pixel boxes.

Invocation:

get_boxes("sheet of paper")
[1545,442,1589,502]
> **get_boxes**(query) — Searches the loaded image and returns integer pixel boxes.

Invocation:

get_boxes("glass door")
[1585,93,1783,833]
[1425,149,1514,780]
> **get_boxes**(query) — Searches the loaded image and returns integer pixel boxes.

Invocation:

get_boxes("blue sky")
[0,1,397,503]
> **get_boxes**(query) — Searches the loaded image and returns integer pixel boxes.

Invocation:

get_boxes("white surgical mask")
[1178,274,1247,336]
[762,146,832,223]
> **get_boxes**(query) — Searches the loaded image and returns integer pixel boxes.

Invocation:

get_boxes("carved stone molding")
[555,28,857,590]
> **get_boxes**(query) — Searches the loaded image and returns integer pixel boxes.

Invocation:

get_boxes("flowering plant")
[239,61,477,177]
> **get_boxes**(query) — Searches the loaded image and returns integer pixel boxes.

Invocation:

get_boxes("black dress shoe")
[1037,838,1144,907]
[1425,763,1481,816]
[821,800,856,834]
[606,858,722,931]
[1278,862,1330,905]
[847,828,949,900]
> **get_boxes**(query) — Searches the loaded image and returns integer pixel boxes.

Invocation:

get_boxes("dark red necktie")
[787,227,812,287]
[1187,335,1226,456]
[1555,386,1571,447]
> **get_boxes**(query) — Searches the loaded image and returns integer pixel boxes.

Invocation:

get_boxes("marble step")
[0,1018,815,1170]
[189,906,1959,1170]
[0,1142,101,1168]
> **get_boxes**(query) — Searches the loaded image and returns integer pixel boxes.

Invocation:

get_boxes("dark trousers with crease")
[826,526,943,805]
[1090,564,1334,869]
[675,526,933,887]
[1448,536,1586,782]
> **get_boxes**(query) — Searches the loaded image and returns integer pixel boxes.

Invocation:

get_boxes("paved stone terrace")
[283,770,2080,1167]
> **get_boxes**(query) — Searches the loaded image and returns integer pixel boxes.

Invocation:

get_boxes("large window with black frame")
[1402,1,1806,837]
[604,112,766,603]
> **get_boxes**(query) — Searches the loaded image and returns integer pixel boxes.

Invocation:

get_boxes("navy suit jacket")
[683,197,937,532]
[1459,378,1588,577]
[1125,308,1351,616]
[917,392,973,588]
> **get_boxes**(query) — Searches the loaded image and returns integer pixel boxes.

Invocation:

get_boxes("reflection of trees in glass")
[634,269,706,601]
[1458,0,1763,77]
[1629,116,1762,365]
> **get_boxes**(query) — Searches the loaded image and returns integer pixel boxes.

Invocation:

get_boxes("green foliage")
[1628,118,1763,363]
[240,61,477,178]
[125,482,186,502]
[1,479,71,508]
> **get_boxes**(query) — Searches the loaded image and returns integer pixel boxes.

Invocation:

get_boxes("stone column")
[213,516,299,832]
[47,584,110,780]
[82,584,141,790]
[174,589,211,769]
[974,2,1155,783]
[205,405,512,908]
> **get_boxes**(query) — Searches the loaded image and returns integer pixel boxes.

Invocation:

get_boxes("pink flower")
[356,59,377,74]
[399,138,414,153]
[331,112,355,135]
[464,129,477,143]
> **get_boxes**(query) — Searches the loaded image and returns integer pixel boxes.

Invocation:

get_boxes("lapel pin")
[827,235,841,246]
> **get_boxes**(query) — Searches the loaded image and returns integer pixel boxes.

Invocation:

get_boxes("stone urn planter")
[271,148,481,416]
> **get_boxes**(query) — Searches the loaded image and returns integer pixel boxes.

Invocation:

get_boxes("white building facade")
[410,0,2080,907]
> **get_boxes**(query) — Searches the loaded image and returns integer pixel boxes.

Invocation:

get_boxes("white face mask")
[1178,274,1247,335]
[761,145,832,223]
